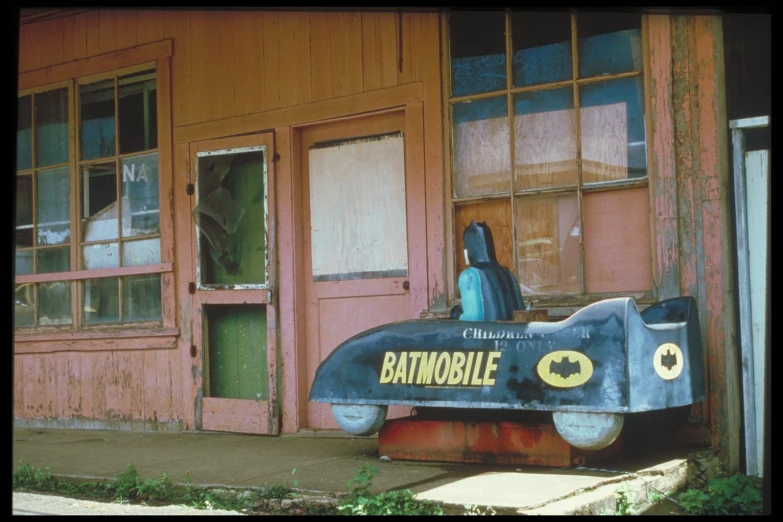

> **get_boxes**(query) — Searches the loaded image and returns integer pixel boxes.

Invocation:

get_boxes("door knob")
[402,280,410,290]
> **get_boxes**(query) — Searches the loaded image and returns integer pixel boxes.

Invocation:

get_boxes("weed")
[338,463,445,516]
[614,483,634,515]
[676,473,762,515]
[13,461,57,492]
[463,503,497,515]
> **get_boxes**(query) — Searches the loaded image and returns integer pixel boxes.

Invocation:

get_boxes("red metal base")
[378,416,622,468]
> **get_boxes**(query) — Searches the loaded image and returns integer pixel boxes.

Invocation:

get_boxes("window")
[448,10,653,304]
[16,66,162,328]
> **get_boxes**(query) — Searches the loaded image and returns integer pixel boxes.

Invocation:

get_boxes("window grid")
[447,10,650,302]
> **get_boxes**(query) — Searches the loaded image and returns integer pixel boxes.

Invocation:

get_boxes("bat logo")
[550,357,581,379]
[653,343,684,380]
[537,351,593,388]
[661,350,678,371]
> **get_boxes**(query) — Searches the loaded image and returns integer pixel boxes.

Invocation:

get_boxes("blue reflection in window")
[452,96,508,124]
[451,53,507,98]
[580,76,646,177]
[514,86,573,116]
[513,41,572,87]
[578,29,642,78]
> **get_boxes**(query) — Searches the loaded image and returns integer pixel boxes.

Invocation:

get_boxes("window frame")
[15,41,175,341]
[441,10,658,314]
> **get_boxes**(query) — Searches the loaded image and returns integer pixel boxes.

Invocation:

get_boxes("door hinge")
[188,282,196,294]
[272,153,280,163]
[190,345,197,357]
[186,183,195,195]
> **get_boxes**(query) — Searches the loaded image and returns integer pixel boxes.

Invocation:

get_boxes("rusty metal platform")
[378,416,623,468]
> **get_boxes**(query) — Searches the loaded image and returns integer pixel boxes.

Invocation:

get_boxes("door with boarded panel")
[300,108,428,430]
[190,133,278,435]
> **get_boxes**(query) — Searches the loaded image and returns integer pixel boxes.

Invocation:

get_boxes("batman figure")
[452,220,525,321]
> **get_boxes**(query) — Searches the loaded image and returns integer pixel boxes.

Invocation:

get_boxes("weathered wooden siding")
[671,15,739,472]
[14,350,182,430]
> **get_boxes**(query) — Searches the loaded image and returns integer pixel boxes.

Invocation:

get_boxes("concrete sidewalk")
[12,427,717,515]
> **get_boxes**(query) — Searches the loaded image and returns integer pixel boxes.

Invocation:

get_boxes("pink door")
[299,108,427,430]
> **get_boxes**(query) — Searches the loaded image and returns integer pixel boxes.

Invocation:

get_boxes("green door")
[191,134,278,435]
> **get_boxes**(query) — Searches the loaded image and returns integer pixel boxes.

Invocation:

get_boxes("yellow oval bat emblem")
[654,343,683,380]
[537,351,593,388]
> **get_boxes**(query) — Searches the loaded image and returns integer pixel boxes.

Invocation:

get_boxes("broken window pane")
[80,80,116,161]
[122,274,161,322]
[580,76,647,183]
[512,11,572,87]
[515,193,581,295]
[15,284,35,327]
[450,11,507,97]
[195,151,267,285]
[119,71,157,154]
[37,167,70,246]
[17,95,32,171]
[514,87,577,190]
[82,162,119,242]
[122,238,161,267]
[35,88,69,167]
[38,247,70,273]
[452,96,510,197]
[577,12,642,78]
[82,242,120,270]
[16,174,33,248]
[39,281,72,326]
[83,277,119,324]
[121,152,159,237]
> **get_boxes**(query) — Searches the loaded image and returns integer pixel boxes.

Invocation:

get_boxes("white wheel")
[331,404,388,436]
[553,411,624,451]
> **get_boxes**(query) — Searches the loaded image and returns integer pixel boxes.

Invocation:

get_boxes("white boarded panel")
[746,149,768,477]
[309,133,408,281]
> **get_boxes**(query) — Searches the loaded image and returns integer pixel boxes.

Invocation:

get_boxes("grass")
[13,460,335,515]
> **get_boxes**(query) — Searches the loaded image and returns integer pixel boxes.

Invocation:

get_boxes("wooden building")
[15,8,761,474]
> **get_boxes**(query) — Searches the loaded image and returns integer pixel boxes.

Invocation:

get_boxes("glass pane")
[580,76,647,184]
[515,193,581,295]
[119,71,157,154]
[16,174,33,248]
[17,95,32,171]
[195,151,268,285]
[583,187,652,293]
[37,167,71,246]
[308,134,407,281]
[38,247,70,273]
[577,12,642,78]
[39,281,72,326]
[512,12,572,87]
[450,11,507,97]
[122,238,161,267]
[35,88,69,167]
[454,200,512,287]
[15,284,35,328]
[81,162,118,241]
[80,80,116,160]
[122,274,161,322]
[16,251,33,276]
[121,152,160,237]
[82,242,120,270]
[452,96,510,198]
[514,87,577,190]
[83,278,119,324]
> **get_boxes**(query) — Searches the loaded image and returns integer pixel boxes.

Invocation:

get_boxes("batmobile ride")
[309,222,705,452]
